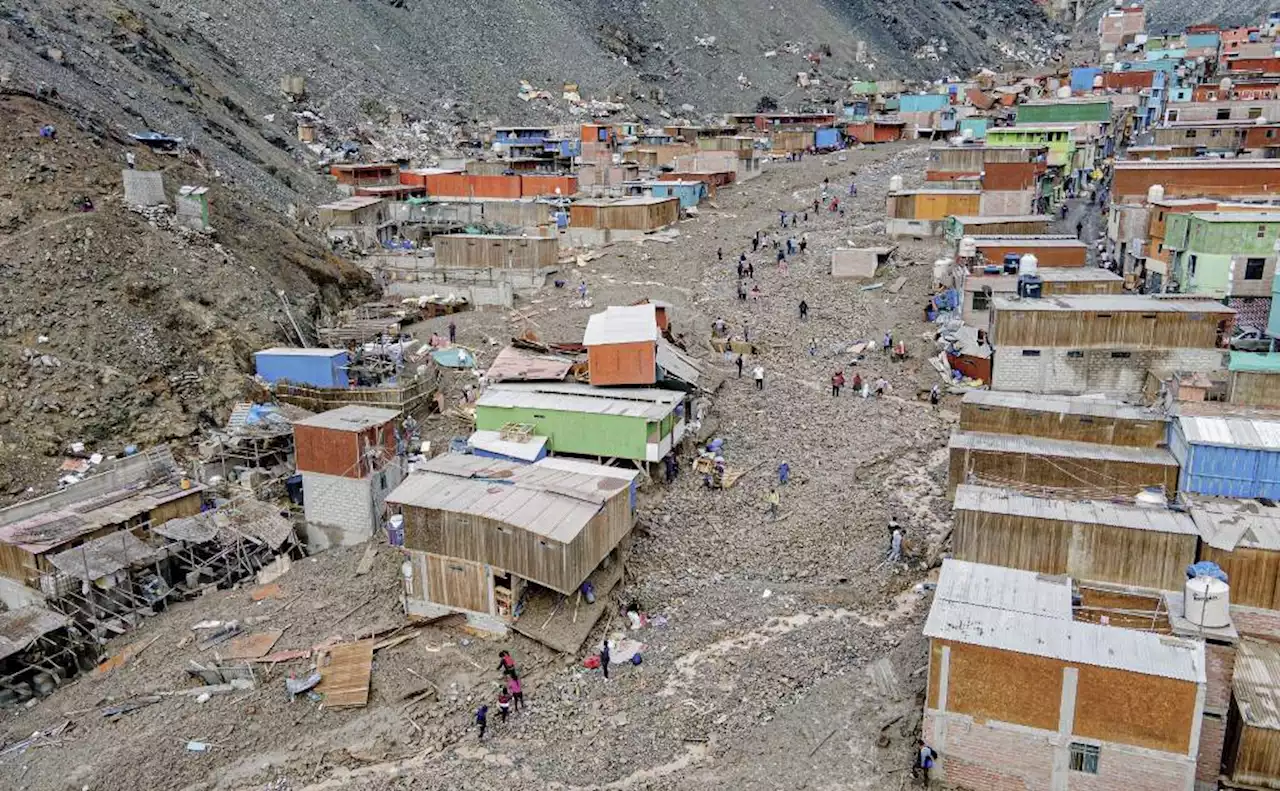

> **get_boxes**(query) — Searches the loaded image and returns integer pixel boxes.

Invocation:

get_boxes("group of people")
[474,650,526,740]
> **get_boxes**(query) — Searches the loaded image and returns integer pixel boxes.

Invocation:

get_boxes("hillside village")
[5,3,1280,791]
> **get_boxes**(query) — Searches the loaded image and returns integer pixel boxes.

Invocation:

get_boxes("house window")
[1249,107,1265,119]
[972,291,991,311]
[1259,226,1269,239]
[1269,130,1277,139]
[379,472,387,490]
[1069,743,1100,774]
[1211,129,1222,138]
[1246,257,1267,280]
[1067,350,1084,358]
[1022,349,1041,357]
[1189,255,1198,276]
[1112,351,1132,358]
[1185,129,1197,139]
[1217,108,1232,120]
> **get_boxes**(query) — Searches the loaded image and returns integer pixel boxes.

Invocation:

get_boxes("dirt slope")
[0,92,369,502]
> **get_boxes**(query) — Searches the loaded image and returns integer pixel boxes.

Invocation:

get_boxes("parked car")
[1231,325,1276,353]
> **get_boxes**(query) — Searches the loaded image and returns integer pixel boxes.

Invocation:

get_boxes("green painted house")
[474,382,685,463]
[986,127,1075,168]
[1165,212,1280,301]
[1015,98,1112,125]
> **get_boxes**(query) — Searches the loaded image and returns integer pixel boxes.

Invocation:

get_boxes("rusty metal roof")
[0,606,70,661]
[1234,639,1280,730]
[485,346,575,383]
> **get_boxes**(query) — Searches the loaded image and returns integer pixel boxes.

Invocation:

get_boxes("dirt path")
[0,142,955,791]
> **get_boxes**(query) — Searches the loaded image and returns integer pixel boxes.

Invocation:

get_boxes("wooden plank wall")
[1233,725,1280,788]
[565,493,633,586]
[433,236,558,269]
[991,306,1229,349]
[1230,371,1280,408]
[958,402,1168,447]
[952,508,1071,575]
[948,446,1179,499]
[424,552,490,613]
[1198,545,1280,610]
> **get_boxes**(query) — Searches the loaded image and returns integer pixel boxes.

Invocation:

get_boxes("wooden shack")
[944,214,1053,241]
[989,295,1233,349]
[569,198,679,231]
[389,455,637,648]
[583,304,660,386]
[432,235,559,270]
[1193,498,1280,612]
[958,391,1168,447]
[1225,639,1280,789]
[952,484,1198,591]
[330,163,399,188]
[0,450,203,605]
[887,190,981,221]
[969,236,1088,268]
[947,430,1180,499]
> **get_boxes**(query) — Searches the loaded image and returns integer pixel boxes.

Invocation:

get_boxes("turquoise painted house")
[959,118,987,140]
[649,180,707,209]
[899,94,951,113]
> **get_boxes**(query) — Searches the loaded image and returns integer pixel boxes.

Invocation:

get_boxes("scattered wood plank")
[219,629,285,661]
[887,276,907,294]
[316,639,375,709]
[95,635,161,675]
[250,649,311,664]
[250,583,283,602]
[354,543,377,576]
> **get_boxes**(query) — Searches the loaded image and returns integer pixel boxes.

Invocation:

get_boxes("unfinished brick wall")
[1196,713,1226,789]
[992,347,1225,397]
[1204,642,1237,714]
[925,709,1197,791]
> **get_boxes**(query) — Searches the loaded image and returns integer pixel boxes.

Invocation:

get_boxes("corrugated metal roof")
[47,530,165,580]
[1179,416,1280,451]
[387,456,632,544]
[950,215,1053,224]
[1187,496,1280,551]
[318,196,383,211]
[255,347,347,358]
[583,304,660,346]
[293,405,400,431]
[467,430,548,462]
[962,390,1164,422]
[954,484,1198,535]
[656,341,709,389]
[485,346,575,383]
[991,294,1235,314]
[935,558,1072,617]
[477,382,680,420]
[926,560,1205,683]
[949,431,1179,466]
[1233,640,1280,730]
[0,606,70,662]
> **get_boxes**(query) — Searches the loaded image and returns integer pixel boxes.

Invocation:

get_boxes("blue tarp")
[1186,561,1228,583]
[431,347,476,368]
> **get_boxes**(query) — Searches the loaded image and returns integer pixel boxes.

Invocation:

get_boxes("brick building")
[293,406,404,550]
[924,559,1206,791]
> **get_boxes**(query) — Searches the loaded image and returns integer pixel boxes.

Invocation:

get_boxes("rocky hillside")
[2,0,1063,207]
[0,91,369,502]
[1082,0,1274,35]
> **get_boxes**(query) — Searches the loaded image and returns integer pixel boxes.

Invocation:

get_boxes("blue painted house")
[650,180,707,209]
[815,127,842,150]
[255,348,350,388]
[1170,415,1280,499]
[1070,67,1101,93]
[899,94,950,113]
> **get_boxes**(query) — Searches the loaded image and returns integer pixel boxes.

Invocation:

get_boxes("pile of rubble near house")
[900,10,1280,791]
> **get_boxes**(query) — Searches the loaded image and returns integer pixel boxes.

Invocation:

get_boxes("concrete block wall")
[993,347,1226,396]
[302,470,375,550]
[925,709,1197,791]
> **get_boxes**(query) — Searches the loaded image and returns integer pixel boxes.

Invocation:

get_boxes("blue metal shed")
[815,127,842,150]
[1170,415,1280,499]
[254,347,350,388]
[650,181,706,209]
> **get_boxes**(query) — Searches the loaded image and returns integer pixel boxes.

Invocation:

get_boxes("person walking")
[738,280,748,301]
[753,364,764,390]
[507,675,524,711]
[736,354,744,378]
[930,383,941,407]
[778,462,790,485]
[752,235,760,252]
[1076,220,1084,239]
[799,234,808,255]
[600,640,611,681]
[808,337,818,357]
[497,650,517,678]
[497,689,512,723]
[851,371,863,394]
[882,330,893,354]
[448,320,457,344]
[831,370,845,397]
[747,260,755,278]
[875,377,889,397]
[717,247,723,262]
[475,705,489,740]
[776,248,785,265]
[888,527,903,562]
[766,488,781,520]
[799,299,809,320]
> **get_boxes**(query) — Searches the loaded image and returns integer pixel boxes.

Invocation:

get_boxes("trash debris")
[185,741,211,752]
[286,671,323,701]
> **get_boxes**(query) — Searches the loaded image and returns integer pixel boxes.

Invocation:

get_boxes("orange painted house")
[583,304,660,387]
